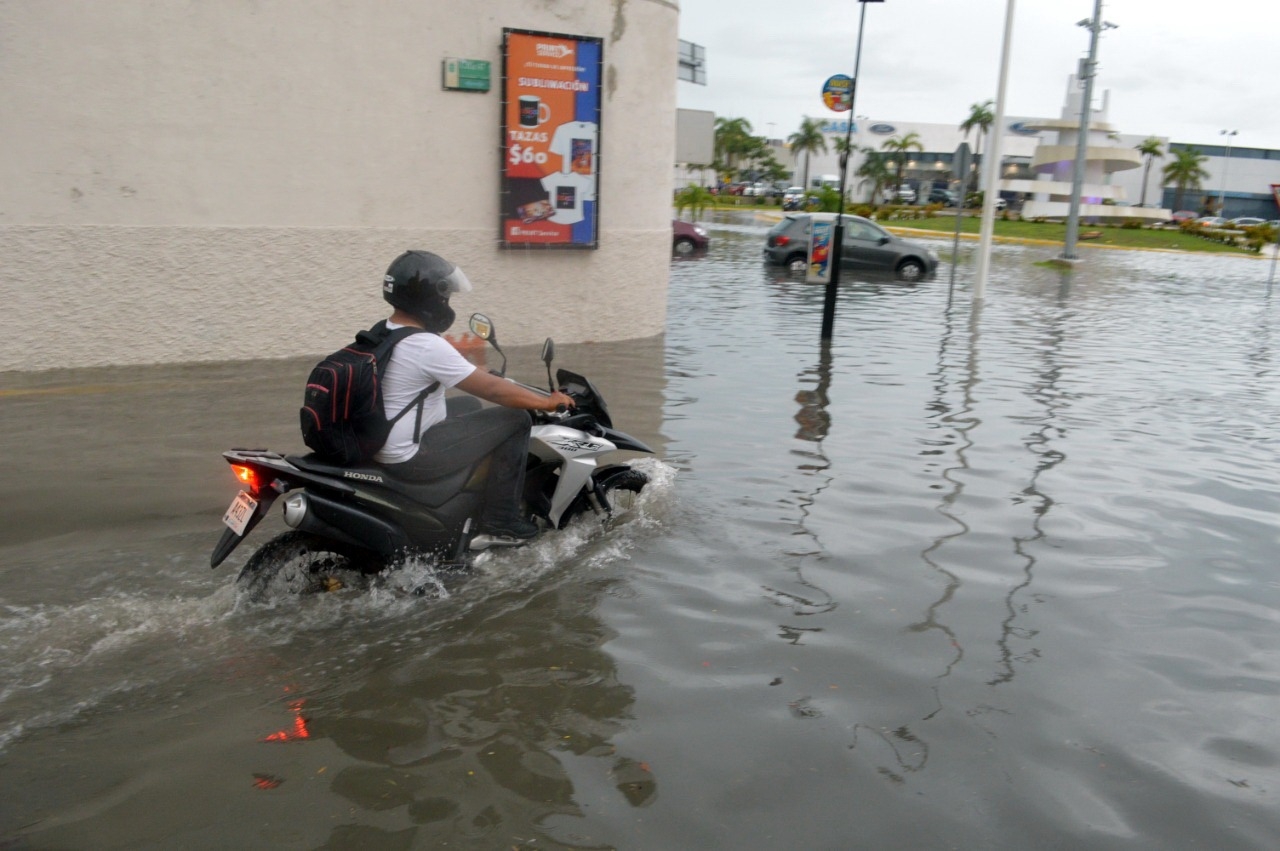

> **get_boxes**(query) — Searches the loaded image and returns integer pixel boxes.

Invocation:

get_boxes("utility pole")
[1061,0,1116,262]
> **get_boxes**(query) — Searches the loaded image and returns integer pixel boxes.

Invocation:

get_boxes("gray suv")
[763,214,940,281]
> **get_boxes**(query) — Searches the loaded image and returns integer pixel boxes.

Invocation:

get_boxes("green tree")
[1162,147,1209,211]
[881,132,924,196]
[832,135,856,195]
[855,147,893,204]
[713,117,755,178]
[674,184,715,220]
[787,118,828,192]
[1136,136,1165,208]
[959,99,995,193]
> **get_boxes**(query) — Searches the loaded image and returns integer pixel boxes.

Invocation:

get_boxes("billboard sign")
[501,29,603,249]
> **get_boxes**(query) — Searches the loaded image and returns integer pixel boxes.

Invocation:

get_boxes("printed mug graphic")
[519,96,551,127]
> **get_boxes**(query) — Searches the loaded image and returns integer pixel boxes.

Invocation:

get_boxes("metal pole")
[1062,0,1112,261]
[1217,130,1237,218]
[973,0,1016,301]
[821,0,872,341]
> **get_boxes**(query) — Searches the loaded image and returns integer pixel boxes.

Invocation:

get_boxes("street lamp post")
[1061,0,1117,262]
[1217,129,1238,218]
[821,0,879,342]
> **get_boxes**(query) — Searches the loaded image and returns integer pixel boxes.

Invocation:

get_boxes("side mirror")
[879,236,891,245]
[469,313,493,341]
[541,338,556,392]
[469,313,506,377]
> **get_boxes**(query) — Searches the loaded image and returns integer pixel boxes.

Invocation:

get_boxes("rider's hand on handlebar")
[546,390,575,413]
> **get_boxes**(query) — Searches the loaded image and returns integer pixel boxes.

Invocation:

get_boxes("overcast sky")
[676,0,1280,152]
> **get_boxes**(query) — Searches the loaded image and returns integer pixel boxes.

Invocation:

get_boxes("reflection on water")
[3,213,1280,848]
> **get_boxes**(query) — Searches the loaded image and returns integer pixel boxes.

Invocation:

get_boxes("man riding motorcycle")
[374,250,574,542]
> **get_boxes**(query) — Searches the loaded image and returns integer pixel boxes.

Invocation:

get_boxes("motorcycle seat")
[286,454,478,509]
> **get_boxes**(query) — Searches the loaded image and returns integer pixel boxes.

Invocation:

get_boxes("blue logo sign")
[1008,121,1039,136]
[869,123,896,135]
[819,120,854,135]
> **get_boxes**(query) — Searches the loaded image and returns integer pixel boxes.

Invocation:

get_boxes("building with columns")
[1,0,679,372]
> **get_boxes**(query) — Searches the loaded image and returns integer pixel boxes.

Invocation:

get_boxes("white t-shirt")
[373,322,477,464]
[539,170,595,225]
[549,120,598,177]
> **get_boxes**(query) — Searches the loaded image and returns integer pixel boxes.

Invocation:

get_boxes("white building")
[677,72,1280,221]
[0,0,678,372]
[1003,75,1166,224]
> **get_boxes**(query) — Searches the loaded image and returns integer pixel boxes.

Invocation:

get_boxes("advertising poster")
[806,214,836,284]
[821,74,853,113]
[501,29,603,249]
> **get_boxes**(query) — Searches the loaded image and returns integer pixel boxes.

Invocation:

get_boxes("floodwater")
[3,213,1280,849]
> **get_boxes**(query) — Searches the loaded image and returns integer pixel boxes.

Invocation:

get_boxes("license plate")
[222,490,258,536]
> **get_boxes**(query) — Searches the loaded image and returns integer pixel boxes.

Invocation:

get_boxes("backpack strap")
[370,321,440,443]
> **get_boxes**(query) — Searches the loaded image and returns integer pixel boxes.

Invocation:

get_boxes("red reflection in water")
[261,699,310,743]
[252,773,283,789]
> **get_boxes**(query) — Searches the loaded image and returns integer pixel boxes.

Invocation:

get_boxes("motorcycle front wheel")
[564,465,649,526]
[235,531,379,601]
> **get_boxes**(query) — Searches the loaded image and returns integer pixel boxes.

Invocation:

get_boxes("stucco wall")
[0,0,678,371]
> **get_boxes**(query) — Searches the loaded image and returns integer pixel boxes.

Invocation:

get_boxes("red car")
[1169,210,1197,225]
[673,220,709,255]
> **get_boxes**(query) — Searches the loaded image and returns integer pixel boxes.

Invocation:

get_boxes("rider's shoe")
[478,517,539,541]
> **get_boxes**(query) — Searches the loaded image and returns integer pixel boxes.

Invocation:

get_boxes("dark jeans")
[385,398,532,525]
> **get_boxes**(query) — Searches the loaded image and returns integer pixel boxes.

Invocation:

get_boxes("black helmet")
[382,250,472,332]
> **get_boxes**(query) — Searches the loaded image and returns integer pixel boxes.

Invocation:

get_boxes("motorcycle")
[210,313,654,597]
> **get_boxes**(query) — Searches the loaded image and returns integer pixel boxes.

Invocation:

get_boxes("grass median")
[884,215,1254,255]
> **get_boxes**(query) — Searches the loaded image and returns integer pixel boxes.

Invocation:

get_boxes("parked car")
[763,213,940,281]
[782,186,807,211]
[960,192,1006,210]
[742,182,769,197]
[1228,216,1267,228]
[1194,216,1227,228]
[1169,210,1197,225]
[926,187,958,206]
[673,219,709,255]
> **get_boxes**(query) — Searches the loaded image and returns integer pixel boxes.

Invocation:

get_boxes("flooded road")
[3,213,1279,849]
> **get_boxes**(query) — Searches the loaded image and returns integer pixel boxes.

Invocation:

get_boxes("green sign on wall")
[442,58,491,92]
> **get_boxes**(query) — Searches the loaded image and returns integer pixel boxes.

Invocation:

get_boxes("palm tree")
[1162,147,1209,212]
[1136,136,1164,207]
[959,99,995,193]
[713,116,755,179]
[881,132,924,196]
[787,118,828,193]
[832,135,856,195]
[855,147,893,204]
[674,184,715,220]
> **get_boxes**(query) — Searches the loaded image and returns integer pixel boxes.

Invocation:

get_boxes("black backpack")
[299,321,439,465]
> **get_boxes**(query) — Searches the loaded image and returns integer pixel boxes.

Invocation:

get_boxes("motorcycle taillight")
[230,464,261,494]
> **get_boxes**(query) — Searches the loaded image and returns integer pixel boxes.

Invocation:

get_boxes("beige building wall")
[0,0,678,372]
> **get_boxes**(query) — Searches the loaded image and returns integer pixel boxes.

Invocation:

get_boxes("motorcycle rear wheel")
[235,531,379,600]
